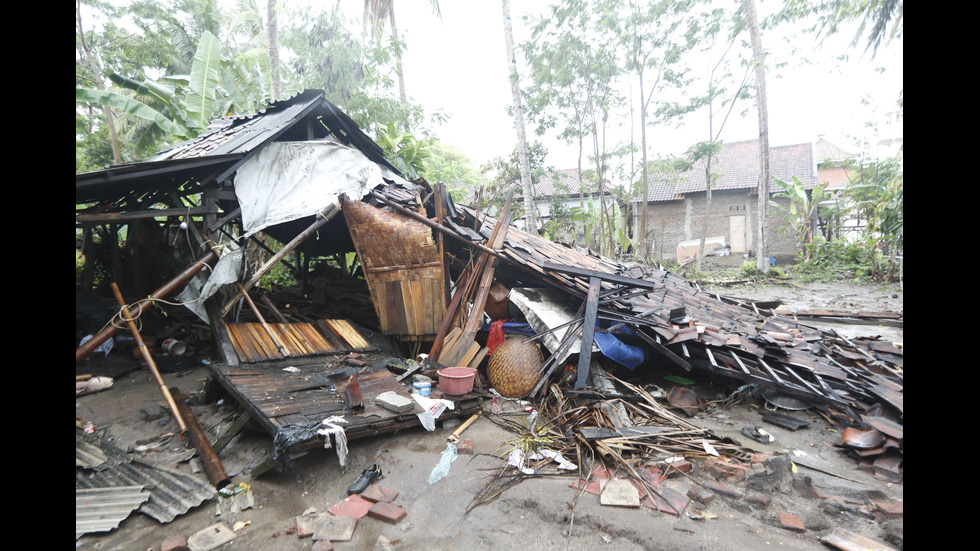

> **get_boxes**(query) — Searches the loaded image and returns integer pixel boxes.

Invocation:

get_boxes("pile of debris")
[76,90,901,547]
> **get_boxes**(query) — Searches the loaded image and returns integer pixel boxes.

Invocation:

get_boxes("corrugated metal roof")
[76,89,398,205]
[76,430,216,526]
[76,486,150,539]
[151,91,323,162]
[641,140,817,202]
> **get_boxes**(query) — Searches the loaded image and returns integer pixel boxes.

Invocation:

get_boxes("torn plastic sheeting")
[413,394,454,431]
[593,325,645,369]
[478,321,536,336]
[79,334,114,358]
[272,422,321,469]
[177,247,243,323]
[428,442,458,485]
[233,139,412,237]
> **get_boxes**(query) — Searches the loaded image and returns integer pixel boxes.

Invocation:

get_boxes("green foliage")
[281,6,425,136]
[769,176,830,259]
[739,259,758,278]
[541,201,576,243]
[421,141,490,203]
[376,122,431,180]
[772,0,903,58]
[794,236,888,283]
[479,142,551,221]
[75,115,116,172]
[842,158,903,256]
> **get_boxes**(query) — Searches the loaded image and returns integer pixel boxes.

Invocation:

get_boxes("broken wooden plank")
[345,374,364,412]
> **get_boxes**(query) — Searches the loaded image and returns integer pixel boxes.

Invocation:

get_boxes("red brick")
[161,535,188,551]
[456,439,474,454]
[368,501,407,524]
[329,494,374,519]
[750,453,777,465]
[744,492,771,507]
[662,459,693,474]
[688,486,716,504]
[876,501,903,518]
[705,457,750,481]
[778,512,806,532]
[702,479,743,499]
[361,484,399,503]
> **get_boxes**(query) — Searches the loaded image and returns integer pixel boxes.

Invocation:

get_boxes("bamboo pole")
[110,282,188,433]
[236,283,287,357]
[219,203,340,318]
[171,386,231,489]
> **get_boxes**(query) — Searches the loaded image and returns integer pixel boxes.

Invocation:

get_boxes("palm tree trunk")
[389,7,408,110]
[638,67,650,260]
[267,0,281,100]
[501,0,537,233]
[744,0,771,273]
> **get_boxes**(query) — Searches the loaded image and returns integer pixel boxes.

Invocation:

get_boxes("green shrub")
[795,236,891,283]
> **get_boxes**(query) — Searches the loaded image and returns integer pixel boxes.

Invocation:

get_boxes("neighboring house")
[521,168,614,239]
[482,168,615,245]
[633,139,817,262]
[813,136,862,241]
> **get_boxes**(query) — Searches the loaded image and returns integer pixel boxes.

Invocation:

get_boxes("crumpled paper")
[507,448,578,475]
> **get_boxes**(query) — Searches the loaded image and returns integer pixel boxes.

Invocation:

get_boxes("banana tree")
[770,176,830,260]
[76,30,226,144]
[376,121,431,179]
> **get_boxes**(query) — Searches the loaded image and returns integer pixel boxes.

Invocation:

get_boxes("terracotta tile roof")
[641,140,816,202]
[532,168,595,197]
[818,166,851,190]
[814,137,857,164]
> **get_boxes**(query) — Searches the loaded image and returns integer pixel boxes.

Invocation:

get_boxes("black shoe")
[347,464,382,495]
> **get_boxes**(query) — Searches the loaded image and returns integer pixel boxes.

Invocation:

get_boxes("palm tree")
[363,0,441,121]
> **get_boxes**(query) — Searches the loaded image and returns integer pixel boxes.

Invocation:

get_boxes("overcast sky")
[385,1,903,170]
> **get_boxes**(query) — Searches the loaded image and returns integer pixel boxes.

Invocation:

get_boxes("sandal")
[741,426,774,444]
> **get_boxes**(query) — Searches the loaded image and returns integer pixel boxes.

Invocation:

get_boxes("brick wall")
[636,191,800,262]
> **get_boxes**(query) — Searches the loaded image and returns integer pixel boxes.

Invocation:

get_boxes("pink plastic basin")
[437,367,476,395]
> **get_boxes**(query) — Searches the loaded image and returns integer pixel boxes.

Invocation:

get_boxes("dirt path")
[76,276,903,551]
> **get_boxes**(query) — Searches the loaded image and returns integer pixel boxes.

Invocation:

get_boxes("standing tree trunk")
[637,68,650,260]
[267,0,281,101]
[389,7,408,112]
[77,0,121,165]
[501,0,537,234]
[744,0,771,274]
[695,157,712,274]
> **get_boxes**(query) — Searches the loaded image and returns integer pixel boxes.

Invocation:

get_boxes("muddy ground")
[75,272,903,551]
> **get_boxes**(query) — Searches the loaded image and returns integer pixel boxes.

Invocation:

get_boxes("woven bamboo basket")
[487,338,544,398]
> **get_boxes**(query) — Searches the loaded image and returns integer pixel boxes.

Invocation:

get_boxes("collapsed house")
[76,90,902,487]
